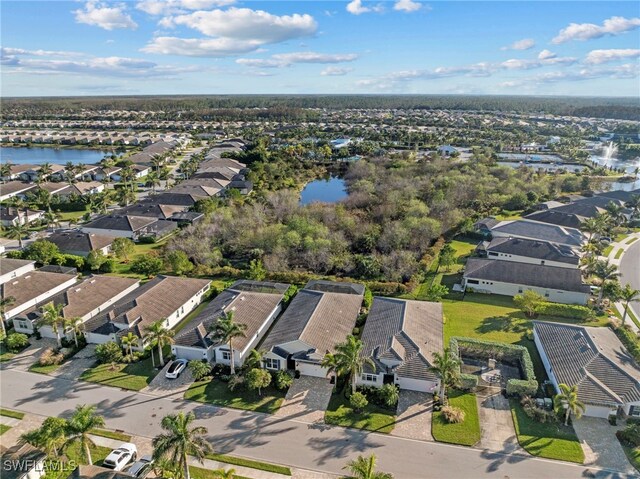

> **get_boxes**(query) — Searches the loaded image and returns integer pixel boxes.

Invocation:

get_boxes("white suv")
[102,443,138,471]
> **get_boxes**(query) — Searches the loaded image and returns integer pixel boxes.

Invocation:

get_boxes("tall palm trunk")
[229,340,235,375]
[564,408,570,426]
[158,343,165,366]
[183,453,190,479]
[351,371,357,395]
[55,322,62,348]
[84,439,93,465]
[73,330,79,348]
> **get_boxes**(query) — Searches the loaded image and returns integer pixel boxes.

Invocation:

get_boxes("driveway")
[141,360,194,397]
[573,416,636,474]
[51,344,97,380]
[1,338,58,372]
[391,390,433,441]
[275,376,334,423]
[477,392,521,453]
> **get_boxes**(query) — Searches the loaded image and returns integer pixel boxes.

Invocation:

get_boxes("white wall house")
[464,277,589,305]
[485,250,578,269]
[2,273,78,321]
[0,259,36,285]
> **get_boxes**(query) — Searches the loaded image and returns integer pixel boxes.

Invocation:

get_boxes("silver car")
[165,359,188,379]
[127,455,154,478]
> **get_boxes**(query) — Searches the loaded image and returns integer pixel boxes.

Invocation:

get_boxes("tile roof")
[0,181,36,196]
[360,297,443,381]
[534,321,640,406]
[48,230,116,253]
[83,215,157,232]
[262,280,364,357]
[174,280,289,350]
[116,202,187,219]
[484,237,580,265]
[464,258,590,293]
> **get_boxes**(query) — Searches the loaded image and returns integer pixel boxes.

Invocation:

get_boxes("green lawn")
[172,299,212,335]
[615,248,625,259]
[57,210,87,222]
[626,237,639,245]
[603,245,614,256]
[185,379,286,414]
[324,389,396,434]
[0,343,16,362]
[0,424,11,435]
[89,428,132,442]
[80,357,159,391]
[108,236,174,278]
[190,466,250,479]
[0,408,25,419]
[29,362,64,375]
[510,399,584,463]
[45,442,112,479]
[431,390,481,446]
[447,239,478,273]
[204,453,291,475]
[621,443,640,473]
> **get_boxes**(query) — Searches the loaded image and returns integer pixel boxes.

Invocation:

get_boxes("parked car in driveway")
[165,358,188,379]
[103,443,138,471]
[127,455,154,478]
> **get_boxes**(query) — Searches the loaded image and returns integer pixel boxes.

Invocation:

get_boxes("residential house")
[0,207,45,227]
[534,321,640,418]
[463,258,590,304]
[261,280,364,378]
[13,275,139,338]
[474,218,585,247]
[0,181,36,202]
[0,444,47,479]
[0,259,36,285]
[1,269,78,320]
[437,145,459,157]
[476,237,580,269]
[84,276,210,347]
[81,215,177,240]
[358,297,443,393]
[172,280,289,364]
[47,230,115,257]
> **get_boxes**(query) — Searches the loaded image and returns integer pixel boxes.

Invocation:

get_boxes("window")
[540,260,545,265]
[361,373,377,382]
[263,358,280,370]
[221,351,231,361]
[16,320,28,329]
[467,279,479,285]
[630,406,640,417]
[488,252,498,257]
[518,288,523,293]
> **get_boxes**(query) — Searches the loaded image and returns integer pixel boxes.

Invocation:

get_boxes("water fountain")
[602,141,618,161]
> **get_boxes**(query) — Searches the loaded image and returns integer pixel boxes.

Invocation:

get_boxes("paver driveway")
[573,416,636,474]
[275,376,333,423]
[391,390,433,441]
[52,344,97,380]
[142,360,194,397]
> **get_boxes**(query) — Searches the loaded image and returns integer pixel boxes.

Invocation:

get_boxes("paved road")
[0,369,634,479]
[619,239,640,321]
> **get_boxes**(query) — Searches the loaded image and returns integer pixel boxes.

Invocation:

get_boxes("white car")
[103,443,138,471]
[165,358,188,379]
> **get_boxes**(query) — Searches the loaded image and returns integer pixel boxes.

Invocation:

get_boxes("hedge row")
[450,336,538,396]
[614,326,640,363]
[537,302,593,320]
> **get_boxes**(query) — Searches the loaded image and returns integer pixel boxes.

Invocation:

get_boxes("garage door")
[396,376,435,393]
[173,346,210,362]
[296,362,328,378]
[584,404,616,419]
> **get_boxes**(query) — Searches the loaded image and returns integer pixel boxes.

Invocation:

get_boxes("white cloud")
[346,0,383,15]
[141,37,261,57]
[0,47,79,57]
[538,49,556,60]
[74,1,138,30]
[532,64,639,83]
[585,49,640,65]
[394,0,421,13]
[552,16,640,44]
[136,0,235,16]
[501,38,535,51]
[321,66,352,76]
[236,51,358,68]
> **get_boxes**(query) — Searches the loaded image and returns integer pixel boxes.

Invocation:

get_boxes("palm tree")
[553,384,586,426]
[41,302,65,348]
[43,208,61,232]
[143,320,175,367]
[65,404,105,465]
[0,296,16,338]
[429,348,461,404]
[592,259,620,305]
[20,417,68,456]
[152,412,212,479]
[580,216,606,243]
[332,335,375,395]
[146,171,161,194]
[626,194,640,221]
[65,317,84,348]
[343,454,393,479]
[39,162,53,181]
[605,202,627,228]
[121,332,138,358]
[4,221,29,249]
[244,349,264,370]
[212,469,236,479]
[0,161,14,182]
[115,187,136,207]
[321,352,340,390]
[620,284,640,326]
[210,311,247,376]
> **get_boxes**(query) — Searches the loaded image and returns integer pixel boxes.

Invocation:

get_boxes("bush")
[459,373,479,391]
[99,258,117,273]
[274,370,293,390]
[617,424,640,447]
[189,360,212,381]
[246,368,271,395]
[62,254,85,270]
[379,384,399,408]
[121,351,145,363]
[23,240,60,265]
[442,405,466,424]
[537,302,593,320]
[38,347,64,366]
[5,333,29,352]
[613,326,640,363]
[5,251,24,259]
[228,375,244,391]
[137,236,157,244]
[349,391,369,412]
[627,416,640,426]
[520,395,557,423]
[130,256,163,277]
[506,379,539,397]
[95,341,123,364]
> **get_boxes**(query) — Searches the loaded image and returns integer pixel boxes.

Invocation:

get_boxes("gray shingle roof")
[48,230,115,253]
[1,271,77,312]
[0,258,34,276]
[596,188,640,203]
[484,237,580,265]
[174,280,289,351]
[523,210,586,229]
[464,258,590,293]
[262,280,364,357]
[490,219,585,246]
[534,321,640,406]
[83,215,156,232]
[360,297,443,381]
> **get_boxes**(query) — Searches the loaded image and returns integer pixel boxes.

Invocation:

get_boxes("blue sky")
[1,1,639,97]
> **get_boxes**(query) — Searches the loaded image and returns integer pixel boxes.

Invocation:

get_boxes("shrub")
[130,256,163,277]
[349,391,369,413]
[23,240,60,265]
[617,424,640,447]
[246,368,271,395]
[513,290,545,318]
[5,251,24,259]
[137,236,157,244]
[442,405,465,424]
[228,375,244,391]
[87,250,107,271]
[379,384,399,408]
[627,416,640,426]
[38,347,64,366]
[5,333,29,352]
[274,370,293,390]
[95,341,123,364]
[99,258,117,273]
[613,326,640,363]
[537,302,593,320]
[520,395,557,423]
[506,379,538,397]
[63,254,85,270]
[189,360,212,381]
[459,373,479,391]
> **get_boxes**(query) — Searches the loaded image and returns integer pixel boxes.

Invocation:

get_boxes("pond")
[300,177,347,205]
[497,161,586,172]
[0,146,114,165]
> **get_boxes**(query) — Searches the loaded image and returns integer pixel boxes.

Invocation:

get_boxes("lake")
[0,146,113,165]
[300,177,347,205]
